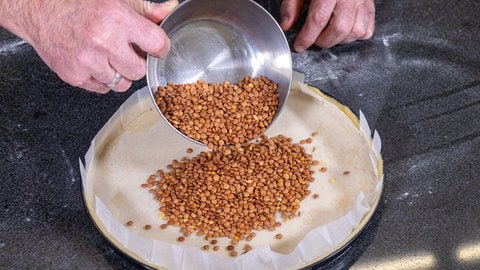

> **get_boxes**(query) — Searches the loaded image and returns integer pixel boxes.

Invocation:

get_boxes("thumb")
[133,0,179,24]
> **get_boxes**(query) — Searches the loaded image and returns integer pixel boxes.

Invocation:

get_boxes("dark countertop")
[1,0,479,269]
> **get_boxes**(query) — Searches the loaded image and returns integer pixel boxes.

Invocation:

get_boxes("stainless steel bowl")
[146,0,292,145]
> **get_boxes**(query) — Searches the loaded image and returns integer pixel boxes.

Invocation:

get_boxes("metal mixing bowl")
[146,0,292,145]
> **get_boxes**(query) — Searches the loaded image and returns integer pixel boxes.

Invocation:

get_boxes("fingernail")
[294,44,306,53]
[163,0,179,8]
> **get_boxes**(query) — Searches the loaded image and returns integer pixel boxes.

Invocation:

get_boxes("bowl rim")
[146,0,293,146]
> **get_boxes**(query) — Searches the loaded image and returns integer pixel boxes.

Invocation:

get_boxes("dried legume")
[154,76,279,149]
[144,134,315,244]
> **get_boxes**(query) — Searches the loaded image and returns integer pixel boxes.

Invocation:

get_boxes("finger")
[67,49,111,87]
[126,0,176,58]
[280,0,304,31]
[86,71,133,93]
[108,75,133,92]
[293,0,336,52]
[88,57,133,92]
[67,59,132,94]
[340,0,375,44]
[362,0,375,40]
[314,1,356,48]
[107,42,147,81]
[78,78,111,94]
[138,0,178,24]
[53,49,105,89]
[128,17,171,59]
[102,68,133,92]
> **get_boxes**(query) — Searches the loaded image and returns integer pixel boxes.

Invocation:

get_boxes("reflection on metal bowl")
[146,0,292,145]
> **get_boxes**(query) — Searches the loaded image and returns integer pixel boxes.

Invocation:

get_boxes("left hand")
[280,0,375,51]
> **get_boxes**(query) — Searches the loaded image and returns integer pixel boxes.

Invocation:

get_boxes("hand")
[280,0,375,51]
[2,0,177,93]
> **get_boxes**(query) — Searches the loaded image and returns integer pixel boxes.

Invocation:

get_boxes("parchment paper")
[80,72,383,270]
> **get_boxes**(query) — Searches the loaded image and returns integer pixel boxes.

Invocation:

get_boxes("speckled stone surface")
[1,0,479,269]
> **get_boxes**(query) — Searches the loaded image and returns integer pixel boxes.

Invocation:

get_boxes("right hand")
[11,0,178,93]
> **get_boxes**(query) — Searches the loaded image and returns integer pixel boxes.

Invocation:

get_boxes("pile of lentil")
[154,76,279,149]
[143,134,316,246]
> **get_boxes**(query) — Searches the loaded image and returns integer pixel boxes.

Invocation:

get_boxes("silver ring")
[105,71,122,89]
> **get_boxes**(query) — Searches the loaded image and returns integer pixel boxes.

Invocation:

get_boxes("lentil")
[275,233,283,239]
[125,220,134,227]
[144,134,315,243]
[154,76,279,149]
[144,224,152,230]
